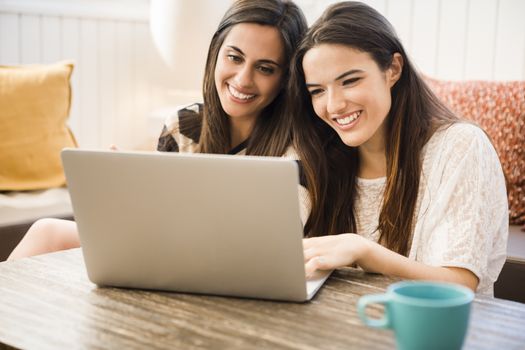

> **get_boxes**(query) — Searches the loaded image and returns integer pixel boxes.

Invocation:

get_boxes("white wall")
[0,0,178,150]
[1,0,524,150]
[297,0,525,81]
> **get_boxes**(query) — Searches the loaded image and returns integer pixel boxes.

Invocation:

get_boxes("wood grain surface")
[0,249,524,349]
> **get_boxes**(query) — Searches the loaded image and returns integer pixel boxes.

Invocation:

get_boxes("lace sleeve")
[415,123,508,295]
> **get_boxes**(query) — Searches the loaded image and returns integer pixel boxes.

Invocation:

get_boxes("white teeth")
[228,85,255,100]
[335,111,361,125]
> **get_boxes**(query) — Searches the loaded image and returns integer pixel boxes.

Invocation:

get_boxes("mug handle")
[357,293,392,329]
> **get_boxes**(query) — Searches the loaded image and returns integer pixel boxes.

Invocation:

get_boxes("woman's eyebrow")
[227,45,245,56]
[306,69,364,87]
[226,45,281,67]
[305,82,321,88]
[335,69,364,81]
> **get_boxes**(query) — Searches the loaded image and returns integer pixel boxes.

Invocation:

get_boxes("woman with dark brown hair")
[290,1,508,295]
[8,0,309,260]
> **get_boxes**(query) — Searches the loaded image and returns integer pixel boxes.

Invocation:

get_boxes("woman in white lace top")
[289,2,508,295]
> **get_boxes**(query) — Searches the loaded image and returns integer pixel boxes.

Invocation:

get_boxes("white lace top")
[355,123,508,296]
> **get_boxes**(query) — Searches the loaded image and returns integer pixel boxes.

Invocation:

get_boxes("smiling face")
[302,44,400,150]
[214,22,285,125]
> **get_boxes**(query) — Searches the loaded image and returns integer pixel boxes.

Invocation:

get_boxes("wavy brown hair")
[198,0,307,156]
[289,1,458,255]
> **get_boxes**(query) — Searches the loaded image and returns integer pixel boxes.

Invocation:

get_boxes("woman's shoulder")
[433,121,487,143]
[422,121,503,179]
[426,122,493,157]
[162,103,203,137]
[157,103,203,153]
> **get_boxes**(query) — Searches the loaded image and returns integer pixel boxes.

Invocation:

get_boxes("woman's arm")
[303,234,479,291]
[8,218,80,260]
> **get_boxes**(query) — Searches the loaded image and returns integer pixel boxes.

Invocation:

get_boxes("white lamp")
[149,0,232,92]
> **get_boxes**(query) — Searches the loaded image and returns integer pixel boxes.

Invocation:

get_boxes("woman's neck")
[358,135,387,179]
[230,117,256,149]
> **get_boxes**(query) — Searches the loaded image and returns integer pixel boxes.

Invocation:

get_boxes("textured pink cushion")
[425,77,525,225]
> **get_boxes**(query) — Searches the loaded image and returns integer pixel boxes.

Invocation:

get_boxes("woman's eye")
[227,55,242,63]
[342,77,360,85]
[257,66,275,75]
[308,88,323,96]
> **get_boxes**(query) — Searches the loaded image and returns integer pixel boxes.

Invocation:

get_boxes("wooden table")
[0,249,524,349]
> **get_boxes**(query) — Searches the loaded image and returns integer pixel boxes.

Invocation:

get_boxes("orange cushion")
[426,77,525,225]
[0,62,77,191]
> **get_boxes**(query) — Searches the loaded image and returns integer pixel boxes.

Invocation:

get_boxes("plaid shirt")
[157,103,237,154]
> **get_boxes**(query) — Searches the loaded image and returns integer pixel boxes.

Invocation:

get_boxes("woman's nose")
[234,65,254,88]
[326,88,347,115]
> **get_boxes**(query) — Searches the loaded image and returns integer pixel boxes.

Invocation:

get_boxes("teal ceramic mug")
[357,281,474,350]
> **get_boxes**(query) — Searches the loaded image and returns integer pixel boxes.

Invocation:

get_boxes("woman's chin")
[335,131,361,148]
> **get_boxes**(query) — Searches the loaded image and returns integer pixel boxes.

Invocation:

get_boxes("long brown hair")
[289,1,458,255]
[198,0,307,156]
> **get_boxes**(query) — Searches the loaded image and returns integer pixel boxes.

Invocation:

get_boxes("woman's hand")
[303,234,479,291]
[303,233,369,279]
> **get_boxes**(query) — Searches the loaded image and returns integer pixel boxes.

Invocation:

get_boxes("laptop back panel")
[62,149,310,301]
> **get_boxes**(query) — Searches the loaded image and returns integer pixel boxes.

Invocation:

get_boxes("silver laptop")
[61,149,331,302]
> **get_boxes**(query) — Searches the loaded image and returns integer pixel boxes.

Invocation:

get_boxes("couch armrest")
[494,225,525,302]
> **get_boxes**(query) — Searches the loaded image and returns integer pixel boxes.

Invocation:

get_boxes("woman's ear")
[387,53,403,87]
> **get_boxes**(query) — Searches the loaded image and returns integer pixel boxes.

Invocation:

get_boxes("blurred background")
[1,0,524,150]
